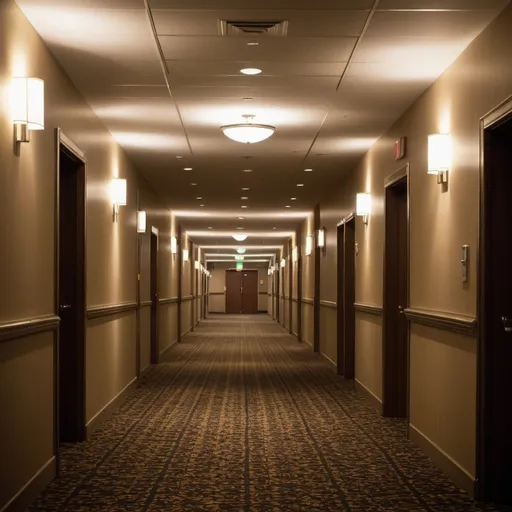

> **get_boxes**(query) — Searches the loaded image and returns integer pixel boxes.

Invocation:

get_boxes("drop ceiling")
[16,0,510,256]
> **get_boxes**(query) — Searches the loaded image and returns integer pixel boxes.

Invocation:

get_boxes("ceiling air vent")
[218,20,289,37]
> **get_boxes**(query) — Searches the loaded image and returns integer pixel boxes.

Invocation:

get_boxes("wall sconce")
[280,258,286,268]
[267,268,271,276]
[11,77,44,143]
[292,246,298,262]
[194,260,200,270]
[317,228,325,249]
[305,235,313,256]
[428,133,451,184]
[183,249,189,262]
[111,178,127,222]
[137,211,147,233]
[171,236,177,254]
[356,193,372,226]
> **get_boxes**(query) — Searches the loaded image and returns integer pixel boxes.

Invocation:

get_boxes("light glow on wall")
[305,235,313,256]
[428,133,452,174]
[137,211,147,233]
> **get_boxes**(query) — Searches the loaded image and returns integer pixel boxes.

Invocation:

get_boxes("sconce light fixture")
[171,236,177,254]
[356,193,372,226]
[268,268,271,276]
[305,235,313,256]
[183,249,189,262]
[137,211,147,233]
[280,258,286,268]
[292,246,298,262]
[11,77,44,143]
[111,178,127,222]
[317,228,325,249]
[428,133,451,184]
[195,260,200,270]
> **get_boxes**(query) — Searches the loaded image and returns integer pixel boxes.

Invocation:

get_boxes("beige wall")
[301,213,315,346]
[0,1,183,509]
[298,2,512,483]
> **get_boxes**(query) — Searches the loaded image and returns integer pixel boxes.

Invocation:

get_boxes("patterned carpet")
[30,315,512,512]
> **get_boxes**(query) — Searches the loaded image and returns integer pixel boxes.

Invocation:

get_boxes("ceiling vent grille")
[218,20,289,37]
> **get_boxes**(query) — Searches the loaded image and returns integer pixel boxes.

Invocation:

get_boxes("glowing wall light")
[356,193,372,226]
[137,211,147,233]
[305,235,313,256]
[235,255,244,261]
[317,229,325,249]
[428,133,451,184]
[170,236,177,254]
[183,249,189,262]
[195,260,200,270]
[292,246,298,262]
[111,178,127,222]
[280,258,286,268]
[267,268,271,276]
[11,77,44,143]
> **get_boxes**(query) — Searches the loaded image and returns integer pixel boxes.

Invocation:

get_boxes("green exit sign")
[236,262,243,271]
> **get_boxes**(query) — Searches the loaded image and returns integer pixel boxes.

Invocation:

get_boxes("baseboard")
[2,456,56,512]
[159,339,177,361]
[320,352,337,372]
[303,338,313,348]
[409,423,475,497]
[139,364,151,379]
[292,331,298,338]
[181,327,192,337]
[86,377,137,439]
[354,379,383,414]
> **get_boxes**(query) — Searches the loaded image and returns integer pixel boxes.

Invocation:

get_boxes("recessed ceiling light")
[184,167,193,171]
[242,97,253,101]
[241,205,248,208]
[191,183,198,186]
[241,187,250,191]
[176,156,183,159]
[208,227,213,229]
[291,197,297,200]
[196,196,202,200]
[297,183,304,187]
[273,226,277,229]
[240,68,262,75]
[241,196,248,200]
[246,41,259,46]
[200,204,205,207]
[238,216,245,220]
[243,169,252,173]
[285,205,291,208]
[304,168,313,172]
[236,227,244,230]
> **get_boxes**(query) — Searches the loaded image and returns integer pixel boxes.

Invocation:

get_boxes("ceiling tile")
[378,0,509,9]
[149,0,375,9]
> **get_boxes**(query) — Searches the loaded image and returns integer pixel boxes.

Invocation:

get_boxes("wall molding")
[85,377,137,438]
[409,424,475,497]
[355,379,383,414]
[160,340,178,360]
[159,297,178,305]
[0,315,60,343]
[404,308,477,337]
[140,300,152,308]
[258,291,268,295]
[292,296,299,303]
[354,303,383,316]
[182,295,194,302]
[320,352,337,371]
[320,300,337,309]
[302,297,314,305]
[3,456,56,512]
[87,301,138,320]
[209,292,225,296]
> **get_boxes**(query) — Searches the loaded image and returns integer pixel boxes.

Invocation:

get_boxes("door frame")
[54,128,87,465]
[476,95,512,500]
[150,227,159,364]
[382,163,410,419]
[337,213,356,377]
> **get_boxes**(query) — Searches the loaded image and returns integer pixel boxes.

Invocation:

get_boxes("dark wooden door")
[479,109,512,503]
[226,270,242,313]
[58,144,86,443]
[150,232,159,364]
[242,271,258,314]
[383,176,408,418]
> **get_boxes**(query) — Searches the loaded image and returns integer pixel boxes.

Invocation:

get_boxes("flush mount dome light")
[237,248,246,254]
[221,115,275,144]
[232,234,248,242]
[240,68,262,75]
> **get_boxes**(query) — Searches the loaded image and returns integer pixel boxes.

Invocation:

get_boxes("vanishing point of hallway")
[30,316,511,512]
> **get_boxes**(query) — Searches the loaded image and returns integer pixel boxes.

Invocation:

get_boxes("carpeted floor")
[30,315,512,511]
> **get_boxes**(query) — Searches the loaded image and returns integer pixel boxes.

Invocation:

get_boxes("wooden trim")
[159,297,178,305]
[320,352,337,372]
[3,457,56,512]
[85,377,137,439]
[354,303,383,316]
[0,315,60,343]
[404,308,477,337]
[291,296,299,303]
[302,297,314,305]
[209,292,225,296]
[140,364,152,379]
[384,164,408,188]
[320,300,337,309]
[140,300,152,308]
[182,295,194,302]
[337,212,355,226]
[355,379,383,414]
[409,424,475,497]
[87,301,138,320]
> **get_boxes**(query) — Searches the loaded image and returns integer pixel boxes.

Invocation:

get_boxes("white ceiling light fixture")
[221,115,275,144]
[304,168,313,172]
[232,234,248,242]
[236,248,246,254]
[297,184,304,187]
[240,68,262,75]
[242,169,253,173]
[184,167,193,171]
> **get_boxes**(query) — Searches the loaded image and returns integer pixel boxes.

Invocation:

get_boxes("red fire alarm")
[394,137,407,160]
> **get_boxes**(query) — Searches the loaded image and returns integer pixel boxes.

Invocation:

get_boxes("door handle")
[502,316,512,333]
[398,305,404,315]
[59,304,71,312]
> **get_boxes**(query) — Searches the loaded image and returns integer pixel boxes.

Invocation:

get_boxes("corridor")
[30,316,508,512]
